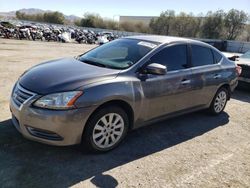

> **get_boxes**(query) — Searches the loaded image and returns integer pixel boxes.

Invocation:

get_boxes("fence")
[1,19,250,53]
[226,41,250,53]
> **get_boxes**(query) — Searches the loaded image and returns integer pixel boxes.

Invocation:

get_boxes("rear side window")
[150,45,188,71]
[191,45,214,67]
[213,50,223,63]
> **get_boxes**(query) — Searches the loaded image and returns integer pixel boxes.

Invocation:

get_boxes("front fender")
[74,77,144,123]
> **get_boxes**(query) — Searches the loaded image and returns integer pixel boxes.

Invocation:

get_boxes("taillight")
[236,65,242,76]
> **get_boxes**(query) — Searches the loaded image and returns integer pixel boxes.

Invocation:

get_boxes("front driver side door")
[140,44,195,121]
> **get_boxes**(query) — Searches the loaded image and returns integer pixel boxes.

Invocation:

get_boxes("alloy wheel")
[214,91,227,113]
[92,113,125,149]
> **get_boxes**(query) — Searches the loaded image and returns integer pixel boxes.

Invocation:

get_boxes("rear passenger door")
[189,44,223,106]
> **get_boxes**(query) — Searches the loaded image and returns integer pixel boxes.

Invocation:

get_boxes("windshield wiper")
[79,59,108,68]
[75,55,80,60]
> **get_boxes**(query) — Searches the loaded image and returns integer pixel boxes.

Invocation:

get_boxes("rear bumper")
[238,77,250,83]
[229,77,238,93]
[10,96,94,146]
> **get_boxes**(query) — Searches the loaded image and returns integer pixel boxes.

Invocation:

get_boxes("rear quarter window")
[213,50,223,63]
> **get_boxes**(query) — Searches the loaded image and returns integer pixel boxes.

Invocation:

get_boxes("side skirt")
[132,105,208,130]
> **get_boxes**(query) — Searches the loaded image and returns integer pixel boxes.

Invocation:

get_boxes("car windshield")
[241,50,250,59]
[78,38,159,69]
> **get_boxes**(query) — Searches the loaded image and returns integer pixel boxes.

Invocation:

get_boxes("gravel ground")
[0,38,249,188]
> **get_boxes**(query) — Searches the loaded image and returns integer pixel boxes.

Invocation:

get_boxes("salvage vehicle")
[222,51,248,90]
[10,36,240,152]
[236,50,250,90]
[96,34,109,45]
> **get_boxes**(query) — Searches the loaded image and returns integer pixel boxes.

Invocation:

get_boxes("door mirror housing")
[144,63,167,75]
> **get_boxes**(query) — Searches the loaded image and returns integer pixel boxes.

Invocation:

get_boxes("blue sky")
[0,0,249,19]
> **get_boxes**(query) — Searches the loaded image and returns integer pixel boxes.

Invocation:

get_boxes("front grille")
[12,84,35,107]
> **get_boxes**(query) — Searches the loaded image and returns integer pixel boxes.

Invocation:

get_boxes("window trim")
[211,49,216,64]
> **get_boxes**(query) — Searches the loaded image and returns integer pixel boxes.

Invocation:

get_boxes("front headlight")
[34,91,83,110]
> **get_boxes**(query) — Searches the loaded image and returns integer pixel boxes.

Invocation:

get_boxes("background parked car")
[222,51,249,90]
[0,21,118,45]
[236,50,250,90]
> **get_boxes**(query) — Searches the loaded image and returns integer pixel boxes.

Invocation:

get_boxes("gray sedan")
[10,35,239,152]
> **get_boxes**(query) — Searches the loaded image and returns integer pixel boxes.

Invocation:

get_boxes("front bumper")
[10,91,94,146]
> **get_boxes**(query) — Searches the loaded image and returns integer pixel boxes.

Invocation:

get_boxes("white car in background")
[236,51,250,89]
[96,31,116,45]
[97,34,109,45]
[222,51,249,90]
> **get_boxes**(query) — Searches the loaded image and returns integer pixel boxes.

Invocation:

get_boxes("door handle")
[181,79,191,85]
[213,74,221,79]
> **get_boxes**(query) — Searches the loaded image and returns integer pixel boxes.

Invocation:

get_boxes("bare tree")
[173,12,201,37]
[149,10,175,35]
[201,10,225,39]
[224,9,249,40]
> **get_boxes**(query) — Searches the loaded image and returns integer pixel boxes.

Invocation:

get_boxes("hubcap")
[92,113,124,149]
[214,91,227,113]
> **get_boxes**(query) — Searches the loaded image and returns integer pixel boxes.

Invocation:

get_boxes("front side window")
[79,39,159,69]
[150,44,188,71]
[191,45,214,67]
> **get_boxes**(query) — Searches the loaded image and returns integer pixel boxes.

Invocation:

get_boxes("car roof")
[125,35,210,46]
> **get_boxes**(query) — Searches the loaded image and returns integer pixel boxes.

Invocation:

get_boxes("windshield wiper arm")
[75,55,80,60]
[80,59,108,68]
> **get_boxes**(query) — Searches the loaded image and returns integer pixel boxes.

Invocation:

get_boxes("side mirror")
[144,63,167,75]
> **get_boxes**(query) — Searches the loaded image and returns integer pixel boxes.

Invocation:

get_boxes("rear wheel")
[209,87,228,115]
[82,106,129,153]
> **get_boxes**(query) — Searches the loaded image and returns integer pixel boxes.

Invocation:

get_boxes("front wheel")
[209,87,229,115]
[82,106,129,153]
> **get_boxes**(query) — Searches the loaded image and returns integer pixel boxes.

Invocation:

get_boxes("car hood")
[19,57,120,95]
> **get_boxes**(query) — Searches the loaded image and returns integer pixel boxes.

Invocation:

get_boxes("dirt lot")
[0,38,250,188]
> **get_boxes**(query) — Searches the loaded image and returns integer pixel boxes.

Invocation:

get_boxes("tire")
[82,106,129,153]
[209,87,229,115]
